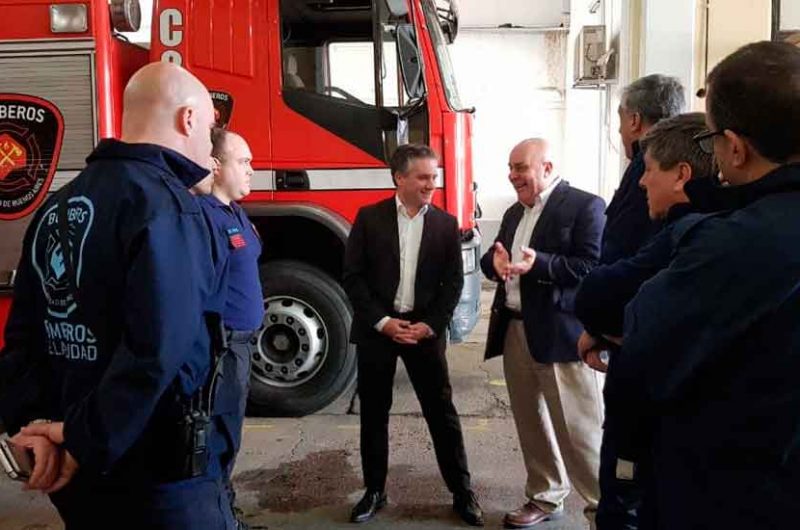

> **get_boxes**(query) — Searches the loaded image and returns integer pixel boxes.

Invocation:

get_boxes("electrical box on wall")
[574,25,616,87]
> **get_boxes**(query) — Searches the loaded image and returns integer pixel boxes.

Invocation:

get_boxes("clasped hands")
[382,319,434,345]
[492,242,536,281]
[10,421,78,493]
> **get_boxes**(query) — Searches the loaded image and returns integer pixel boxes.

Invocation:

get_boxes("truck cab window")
[279,0,426,161]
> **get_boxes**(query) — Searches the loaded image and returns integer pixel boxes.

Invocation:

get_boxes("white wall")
[562,0,627,202]
[456,0,565,27]
[641,0,696,96]
[450,30,568,235]
[781,0,800,30]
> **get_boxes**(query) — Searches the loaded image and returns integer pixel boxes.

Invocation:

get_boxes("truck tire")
[248,260,356,417]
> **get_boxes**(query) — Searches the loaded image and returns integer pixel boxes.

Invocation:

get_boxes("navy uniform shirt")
[199,195,264,331]
[0,140,228,481]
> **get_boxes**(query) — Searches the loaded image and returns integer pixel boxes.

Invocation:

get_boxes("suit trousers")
[357,333,471,495]
[503,320,604,517]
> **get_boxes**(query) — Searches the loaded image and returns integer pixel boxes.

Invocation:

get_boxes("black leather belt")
[507,310,524,320]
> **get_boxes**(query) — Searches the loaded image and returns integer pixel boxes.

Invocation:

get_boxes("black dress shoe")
[454,490,485,527]
[350,490,387,523]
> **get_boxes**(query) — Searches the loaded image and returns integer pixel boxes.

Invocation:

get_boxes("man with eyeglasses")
[606,41,800,529]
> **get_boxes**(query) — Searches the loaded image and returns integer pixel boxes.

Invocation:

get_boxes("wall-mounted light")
[50,4,89,33]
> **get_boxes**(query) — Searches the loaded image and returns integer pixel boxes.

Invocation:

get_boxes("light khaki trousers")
[503,320,604,516]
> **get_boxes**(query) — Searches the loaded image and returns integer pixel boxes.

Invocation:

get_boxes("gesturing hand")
[507,246,536,277]
[492,242,511,281]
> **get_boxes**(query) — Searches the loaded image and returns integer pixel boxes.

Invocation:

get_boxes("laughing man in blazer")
[481,138,606,528]
[343,144,483,527]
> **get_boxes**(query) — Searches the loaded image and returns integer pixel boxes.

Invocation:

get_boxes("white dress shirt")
[375,196,429,331]
[505,178,560,312]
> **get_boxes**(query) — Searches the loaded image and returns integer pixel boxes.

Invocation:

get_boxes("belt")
[507,309,524,320]
[224,328,257,344]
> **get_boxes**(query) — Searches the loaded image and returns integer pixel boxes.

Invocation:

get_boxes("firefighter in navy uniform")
[0,63,239,530]
[199,128,265,528]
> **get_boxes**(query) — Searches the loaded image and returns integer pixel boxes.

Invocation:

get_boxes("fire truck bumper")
[449,229,481,343]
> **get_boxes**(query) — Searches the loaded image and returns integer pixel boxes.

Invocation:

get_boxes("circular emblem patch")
[0,94,65,220]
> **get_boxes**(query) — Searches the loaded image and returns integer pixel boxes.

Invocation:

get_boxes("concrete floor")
[0,287,593,530]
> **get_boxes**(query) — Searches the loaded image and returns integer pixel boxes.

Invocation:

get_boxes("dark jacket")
[343,197,463,343]
[601,142,660,264]
[481,181,606,363]
[0,140,229,484]
[609,163,800,529]
[575,203,694,338]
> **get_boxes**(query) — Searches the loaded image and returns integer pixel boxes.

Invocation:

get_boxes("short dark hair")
[640,112,718,181]
[706,41,800,163]
[389,144,438,183]
[621,74,686,125]
[211,127,232,159]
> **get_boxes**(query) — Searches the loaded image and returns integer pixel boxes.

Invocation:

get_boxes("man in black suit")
[481,138,606,528]
[343,144,483,527]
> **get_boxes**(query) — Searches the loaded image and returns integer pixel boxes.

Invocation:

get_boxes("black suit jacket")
[481,181,605,363]
[343,198,464,344]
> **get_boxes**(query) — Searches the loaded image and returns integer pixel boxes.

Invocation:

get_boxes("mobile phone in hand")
[0,437,33,481]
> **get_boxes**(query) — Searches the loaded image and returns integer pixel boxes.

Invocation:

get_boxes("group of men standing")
[1,39,799,530]
[344,38,800,530]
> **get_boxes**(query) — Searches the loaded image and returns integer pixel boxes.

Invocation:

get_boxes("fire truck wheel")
[248,260,356,417]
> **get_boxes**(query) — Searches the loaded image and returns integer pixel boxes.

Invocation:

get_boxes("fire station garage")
[1,0,799,529]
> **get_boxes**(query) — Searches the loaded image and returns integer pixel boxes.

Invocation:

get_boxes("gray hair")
[621,74,686,125]
[639,112,717,180]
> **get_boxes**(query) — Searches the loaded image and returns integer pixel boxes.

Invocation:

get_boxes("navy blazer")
[481,181,606,363]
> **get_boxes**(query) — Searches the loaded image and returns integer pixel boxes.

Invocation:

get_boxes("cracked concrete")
[0,286,594,530]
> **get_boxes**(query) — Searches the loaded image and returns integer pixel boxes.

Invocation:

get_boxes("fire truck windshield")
[421,0,464,111]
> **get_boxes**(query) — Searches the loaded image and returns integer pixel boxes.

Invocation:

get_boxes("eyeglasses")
[692,129,726,154]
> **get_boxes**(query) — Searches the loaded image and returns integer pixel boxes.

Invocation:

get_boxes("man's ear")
[176,106,194,137]
[543,161,554,177]
[724,129,749,168]
[630,112,643,134]
[674,162,693,192]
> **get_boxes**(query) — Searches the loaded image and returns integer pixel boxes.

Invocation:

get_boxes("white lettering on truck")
[159,8,184,65]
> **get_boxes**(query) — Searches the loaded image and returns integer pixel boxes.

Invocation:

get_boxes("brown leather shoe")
[503,502,563,529]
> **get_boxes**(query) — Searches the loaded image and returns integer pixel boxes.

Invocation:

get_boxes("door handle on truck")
[276,170,310,190]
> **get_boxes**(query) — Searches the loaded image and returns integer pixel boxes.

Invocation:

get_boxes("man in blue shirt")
[593,74,685,530]
[574,113,717,527]
[200,128,264,527]
[4,62,238,529]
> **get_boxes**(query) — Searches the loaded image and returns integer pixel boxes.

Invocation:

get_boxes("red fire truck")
[0,0,480,416]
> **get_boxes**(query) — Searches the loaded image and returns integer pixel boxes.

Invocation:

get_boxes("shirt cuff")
[374,316,391,332]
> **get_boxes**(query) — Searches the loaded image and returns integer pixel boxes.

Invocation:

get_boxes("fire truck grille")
[0,53,96,180]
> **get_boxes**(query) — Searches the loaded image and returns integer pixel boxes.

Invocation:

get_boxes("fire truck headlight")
[50,4,89,34]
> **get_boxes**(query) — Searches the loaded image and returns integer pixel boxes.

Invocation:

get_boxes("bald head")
[508,138,555,206]
[121,62,215,168]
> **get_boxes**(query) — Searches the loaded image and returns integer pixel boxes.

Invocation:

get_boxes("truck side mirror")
[396,24,425,100]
